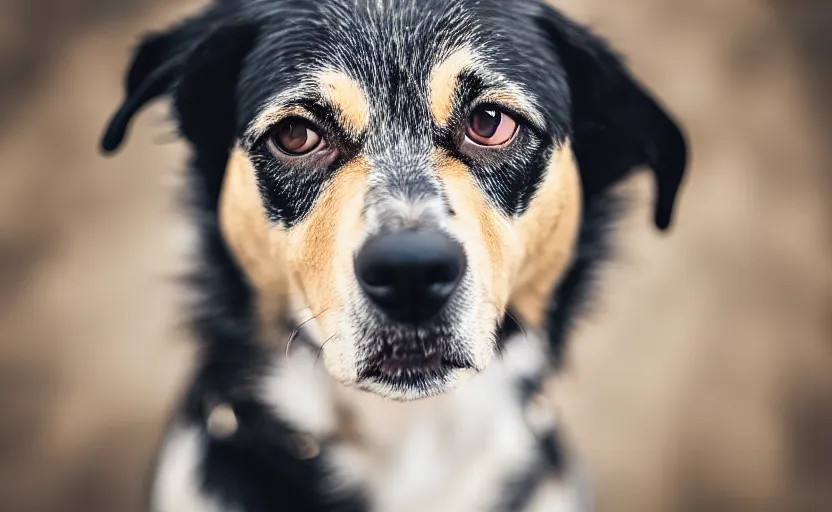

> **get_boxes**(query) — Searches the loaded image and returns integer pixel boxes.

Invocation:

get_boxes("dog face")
[232,0,586,399]
[102,0,686,400]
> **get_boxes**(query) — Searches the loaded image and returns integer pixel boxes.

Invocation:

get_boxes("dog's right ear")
[100,11,259,155]
[100,19,199,153]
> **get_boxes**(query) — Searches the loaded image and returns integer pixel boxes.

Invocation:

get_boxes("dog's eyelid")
[453,69,544,130]
[243,86,326,142]
[469,94,544,133]
[244,109,322,148]
[467,100,529,130]
[245,98,359,151]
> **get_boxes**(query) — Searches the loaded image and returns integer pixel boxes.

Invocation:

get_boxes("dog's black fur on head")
[103,0,685,510]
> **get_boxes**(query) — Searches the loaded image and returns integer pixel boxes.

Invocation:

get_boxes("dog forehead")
[316,0,476,62]
[245,0,478,95]
[236,0,564,128]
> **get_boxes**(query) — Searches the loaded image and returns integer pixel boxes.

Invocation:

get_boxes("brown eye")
[466,106,518,146]
[269,118,322,156]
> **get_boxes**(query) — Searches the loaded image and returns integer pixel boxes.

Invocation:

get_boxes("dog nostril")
[428,281,456,295]
[424,262,462,301]
[355,231,466,325]
[424,262,458,285]
[360,267,391,288]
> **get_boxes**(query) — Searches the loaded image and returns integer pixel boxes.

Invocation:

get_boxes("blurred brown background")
[0,0,830,511]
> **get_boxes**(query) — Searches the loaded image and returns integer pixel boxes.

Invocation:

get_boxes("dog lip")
[443,357,473,370]
[380,351,442,374]
[358,348,473,382]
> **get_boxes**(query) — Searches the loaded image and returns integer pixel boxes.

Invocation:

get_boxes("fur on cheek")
[510,144,583,327]
[219,149,291,339]
[436,152,515,312]
[285,158,370,382]
[435,152,515,369]
[434,143,582,339]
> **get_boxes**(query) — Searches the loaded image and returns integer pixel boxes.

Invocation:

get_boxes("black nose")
[355,231,466,324]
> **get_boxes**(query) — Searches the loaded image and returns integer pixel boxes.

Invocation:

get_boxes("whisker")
[313,333,338,369]
[494,335,506,363]
[481,301,532,371]
[502,308,528,342]
[285,308,330,360]
[482,300,529,343]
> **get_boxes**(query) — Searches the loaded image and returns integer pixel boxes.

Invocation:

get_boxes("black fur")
[536,5,687,230]
[181,386,368,511]
[101,0,686,509]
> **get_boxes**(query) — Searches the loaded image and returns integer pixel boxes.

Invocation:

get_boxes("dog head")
[102,0,686,400]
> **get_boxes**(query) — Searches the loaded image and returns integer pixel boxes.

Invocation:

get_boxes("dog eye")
[268,118,323,156]
[466,106,518,146]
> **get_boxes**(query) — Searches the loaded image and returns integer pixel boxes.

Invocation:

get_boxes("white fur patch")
[260,330,580,511]
[261,346,339,438]
[527,477,580,512]
[151,423,234,512]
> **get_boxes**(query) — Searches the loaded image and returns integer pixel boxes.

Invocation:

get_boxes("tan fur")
[480,90,527,112]
[429,48,544,130]
[436,152,513,312]
[221,131,577,384]
[429,48,474,126]
[318,70,370,135]
[219,148,371,380]
[245,73,368,144]
[219,149,289,339]
[435,144,582,331]
[511,144,582,327]
[285,157,370,381]
[286,157,369,314]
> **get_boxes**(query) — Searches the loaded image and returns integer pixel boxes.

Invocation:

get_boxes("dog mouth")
[357,342,475,395]
[377,346,471,376]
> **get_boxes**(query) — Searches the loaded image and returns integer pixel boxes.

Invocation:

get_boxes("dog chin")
[355,366,478,401]
[352,335,481,400]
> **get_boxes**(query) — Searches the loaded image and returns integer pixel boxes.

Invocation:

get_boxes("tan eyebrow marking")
[430,48,545,130]
[245,84,317,143]
[475,88,546,131]
[317,70,370,134]
[243,73,369,145]
[430,47,474,126]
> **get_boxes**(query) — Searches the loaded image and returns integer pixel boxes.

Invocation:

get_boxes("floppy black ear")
[537,5,687,230]
[100,18,199,153]
[100,16,258,153]
[101,17,258,208]
[172,23,259,208]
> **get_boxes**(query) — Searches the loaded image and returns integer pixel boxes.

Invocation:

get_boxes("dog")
[101,0,686,510]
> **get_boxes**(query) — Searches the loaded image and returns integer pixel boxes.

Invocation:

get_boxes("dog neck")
[249,318,566,511]
[174,315,581,512]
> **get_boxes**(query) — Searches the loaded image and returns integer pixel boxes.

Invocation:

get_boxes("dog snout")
[355,231,466,324]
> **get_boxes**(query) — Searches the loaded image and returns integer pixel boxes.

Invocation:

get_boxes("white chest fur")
[151,333,587,512]
[260,333,584,512]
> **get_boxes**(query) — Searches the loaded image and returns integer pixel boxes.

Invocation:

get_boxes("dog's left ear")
[537,5,687,230]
